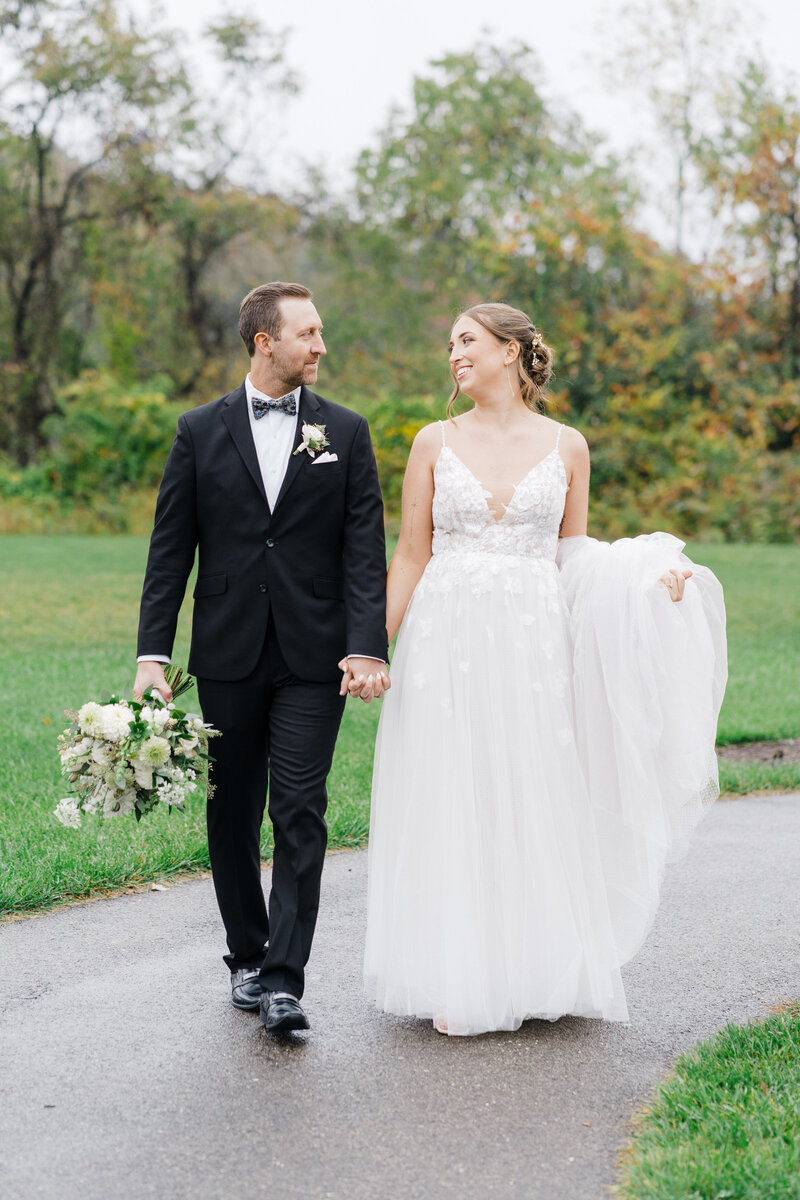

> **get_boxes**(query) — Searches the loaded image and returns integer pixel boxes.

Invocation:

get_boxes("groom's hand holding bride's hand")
[133,660,173,703]
[338,657,391,704]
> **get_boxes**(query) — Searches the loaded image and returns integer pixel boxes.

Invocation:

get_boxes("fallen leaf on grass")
[150,883,167,892]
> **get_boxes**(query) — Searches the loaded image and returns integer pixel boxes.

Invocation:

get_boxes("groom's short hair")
[239,282,313,356]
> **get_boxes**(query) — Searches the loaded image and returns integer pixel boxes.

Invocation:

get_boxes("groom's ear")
[253,331,273,358]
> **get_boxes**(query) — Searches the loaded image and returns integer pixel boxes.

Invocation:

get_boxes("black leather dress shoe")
[260,992,310,1032]
[231,968,262,1011]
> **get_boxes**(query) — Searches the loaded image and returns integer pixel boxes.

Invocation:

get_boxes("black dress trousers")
[197,615,346,1000]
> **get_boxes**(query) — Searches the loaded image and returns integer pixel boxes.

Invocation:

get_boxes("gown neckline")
[437,444,564,525]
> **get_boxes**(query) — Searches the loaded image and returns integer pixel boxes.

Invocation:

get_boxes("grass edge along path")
[614,1003,800,1200]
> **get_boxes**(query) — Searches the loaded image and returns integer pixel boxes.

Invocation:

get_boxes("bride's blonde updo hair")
[447,302,554,419]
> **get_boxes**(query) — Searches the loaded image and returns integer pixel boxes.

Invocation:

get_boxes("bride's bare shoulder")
[407,421,445,469]
[553,421,589,461]
[412,420,445,451]
[414,420,445,441]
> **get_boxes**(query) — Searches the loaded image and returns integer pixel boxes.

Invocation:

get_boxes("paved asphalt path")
[1,793,799,1200]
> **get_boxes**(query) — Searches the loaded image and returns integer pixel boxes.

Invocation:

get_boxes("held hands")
[660,567,692,602]
[338,657,391,703]
[133,661,173,703]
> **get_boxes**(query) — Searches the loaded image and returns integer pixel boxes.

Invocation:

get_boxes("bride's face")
[449,317,508,397]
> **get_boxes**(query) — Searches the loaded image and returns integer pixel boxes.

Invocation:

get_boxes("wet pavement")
[1,792,799,1200]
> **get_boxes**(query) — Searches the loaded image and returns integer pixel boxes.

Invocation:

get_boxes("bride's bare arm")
[556,426,691,601]
[386,425,438,642]
[558,426,590,538]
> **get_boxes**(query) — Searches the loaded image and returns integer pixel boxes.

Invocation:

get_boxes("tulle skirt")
[363,536,726,1036]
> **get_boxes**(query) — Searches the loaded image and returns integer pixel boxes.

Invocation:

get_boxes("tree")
[156,14,298,393]
[319,45,640,404]
[601,0,742,255]
[0,0,190,458]
[0,0,296,458]
[700,60,800,380]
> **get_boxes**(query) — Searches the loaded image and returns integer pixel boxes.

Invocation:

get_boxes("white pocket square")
[312,452,338,464]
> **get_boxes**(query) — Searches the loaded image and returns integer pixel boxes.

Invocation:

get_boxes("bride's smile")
[448,318,511,400]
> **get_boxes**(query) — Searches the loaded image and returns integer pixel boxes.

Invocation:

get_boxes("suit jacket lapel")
[272,386,323,515]
[221,383,269,509]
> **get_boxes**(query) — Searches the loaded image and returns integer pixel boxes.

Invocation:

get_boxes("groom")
[135,282,389,1032]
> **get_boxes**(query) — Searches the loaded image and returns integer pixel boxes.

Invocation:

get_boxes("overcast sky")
[147,0,800,248]
[153,0,799,164]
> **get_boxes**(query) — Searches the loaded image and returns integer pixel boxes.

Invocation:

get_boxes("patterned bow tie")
[252,392,297,418]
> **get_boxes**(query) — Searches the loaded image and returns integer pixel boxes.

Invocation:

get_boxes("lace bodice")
[431,424,568,563]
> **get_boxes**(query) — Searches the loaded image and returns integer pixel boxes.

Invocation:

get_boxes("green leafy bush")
[0,372,182,532]
[40,372,182,498]
[350,391,442,512]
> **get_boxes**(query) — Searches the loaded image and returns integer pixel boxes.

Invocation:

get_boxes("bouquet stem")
[163,665,195,702]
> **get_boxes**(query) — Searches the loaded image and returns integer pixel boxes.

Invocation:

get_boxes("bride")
[360,302,727,1036]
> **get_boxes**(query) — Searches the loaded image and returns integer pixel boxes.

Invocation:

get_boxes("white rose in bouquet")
[77,702,105,737]
[60,737,93,773]
[153,707,171,733]
[100,704,135,743]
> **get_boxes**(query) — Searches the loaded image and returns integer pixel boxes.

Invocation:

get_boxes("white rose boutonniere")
[293,423,329,457]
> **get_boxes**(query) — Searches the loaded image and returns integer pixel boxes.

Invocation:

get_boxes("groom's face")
[270,298,327,390]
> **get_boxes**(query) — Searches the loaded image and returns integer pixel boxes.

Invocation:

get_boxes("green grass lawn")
[616,1004,800,1200]
[684,542,800,797]
[0,535,380,915]
[688,543,800,743]
[0,537,797,915]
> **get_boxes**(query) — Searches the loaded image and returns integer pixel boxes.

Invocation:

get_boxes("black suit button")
[265,538,275,548]
[258,583,267,593]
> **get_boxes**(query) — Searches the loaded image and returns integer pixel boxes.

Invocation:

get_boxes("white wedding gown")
[363,423,727,1035]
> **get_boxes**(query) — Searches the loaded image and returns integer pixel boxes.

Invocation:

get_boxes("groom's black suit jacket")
[137,381,388,683]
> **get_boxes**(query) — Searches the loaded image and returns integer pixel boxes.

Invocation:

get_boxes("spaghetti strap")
[439,420,447,447]
[555,424,564,451]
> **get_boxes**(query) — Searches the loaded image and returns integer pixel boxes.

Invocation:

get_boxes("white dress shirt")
[245,374,300,511]
[138,376,384,666]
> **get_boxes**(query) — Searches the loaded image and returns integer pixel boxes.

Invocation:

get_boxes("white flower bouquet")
[55,669,218,828]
